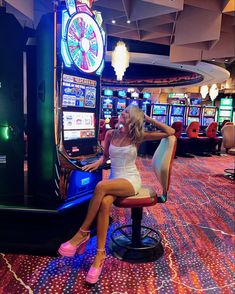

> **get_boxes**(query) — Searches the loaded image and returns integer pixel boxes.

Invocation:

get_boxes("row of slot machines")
[101,96,151,121]
[149,104,217,128]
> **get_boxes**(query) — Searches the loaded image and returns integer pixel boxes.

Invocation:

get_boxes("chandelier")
[200,85,209,99]
[112,41,130,81]
[209,84,219,101]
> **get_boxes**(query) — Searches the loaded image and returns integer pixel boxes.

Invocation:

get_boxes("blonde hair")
[126,105,145,144]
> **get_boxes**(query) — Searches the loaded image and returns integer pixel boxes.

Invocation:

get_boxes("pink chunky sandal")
[58,228,90,257]
[85,249,106,284]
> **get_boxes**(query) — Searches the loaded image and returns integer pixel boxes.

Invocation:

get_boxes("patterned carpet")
[0,154,234,294]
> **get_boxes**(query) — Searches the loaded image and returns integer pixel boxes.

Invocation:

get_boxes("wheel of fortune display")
[66,11,104,74]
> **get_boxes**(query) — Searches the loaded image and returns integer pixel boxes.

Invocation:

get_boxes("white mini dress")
[109,143,142,194]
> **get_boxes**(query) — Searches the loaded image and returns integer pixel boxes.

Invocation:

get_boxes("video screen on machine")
[103,89,113,96]
[187,117,199,125]
[153,105,167,115]
[203,117,214,126]
[118,90,127,98]
[152,115,166,124]
[117,98,126,110]
[143,92,151,99]
[141,100,150,112]
[203,107,216,117]
[103,97,113,109]
[171,105,184,116]
[188,106,200,116]
[129,99,139,107]
[219,110,231,117]
[62,74,96,108]
[190,98,202,105]
[171,116,184,124]
[63,111,95,141]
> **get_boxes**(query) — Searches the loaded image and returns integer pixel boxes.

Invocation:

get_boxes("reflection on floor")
[0,154,234,293]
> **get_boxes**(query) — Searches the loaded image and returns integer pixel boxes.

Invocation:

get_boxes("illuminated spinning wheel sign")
[61,1,105,75]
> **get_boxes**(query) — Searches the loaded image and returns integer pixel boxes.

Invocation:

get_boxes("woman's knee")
[99,195,116,213]
[95,180,108,194]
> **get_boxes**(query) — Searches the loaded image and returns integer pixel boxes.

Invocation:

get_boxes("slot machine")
[151,104,170,125]
[28,0,106,202]
[101,89,115,124]
[186,106,202,126]
[116,90,127,116]
[169,104,186,126]
[141,92,151,113]
[201,106,217,129]
[217,97,233,125]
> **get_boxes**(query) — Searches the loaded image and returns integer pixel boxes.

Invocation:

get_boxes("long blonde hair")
[126,105,145,144]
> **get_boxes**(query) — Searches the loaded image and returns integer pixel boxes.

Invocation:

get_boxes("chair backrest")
[186,121,200,138]
[109,116,119,129]
[221,125,235,149]
[206,121,218,138]
[171,121,183,138]
[152,135,177,196]
[220,120,231,129]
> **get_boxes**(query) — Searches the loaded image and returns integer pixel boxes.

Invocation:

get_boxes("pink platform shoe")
[58,228,90,257]
[85,249,105,284]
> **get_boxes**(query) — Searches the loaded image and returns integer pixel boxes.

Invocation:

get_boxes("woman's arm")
[143,114,175,141]
[82,130,112,172]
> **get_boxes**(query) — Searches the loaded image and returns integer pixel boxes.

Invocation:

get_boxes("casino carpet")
[0,154,234,294]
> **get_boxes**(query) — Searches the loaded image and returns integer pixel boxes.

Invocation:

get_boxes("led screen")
[103,89,113,96]
[118,90,127,97]
[152,115,166,124]
[190,98,202,105]
[62,74,96,108]
[63,111,95,140]
[187,117,199,125]
[129,99,139,107]
[171,105,184,116]
[203,107,216,116]
[188,106,200,116]
[171,116,184,124]
[103,97,113,109]
[117,98,126,109]
[203,117,214,126]
[143,92,151,99]
[153,105,167,115]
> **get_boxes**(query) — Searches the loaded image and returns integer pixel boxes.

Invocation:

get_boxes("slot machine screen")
[103,97,113,109]
[203,117,214,126]
[153,115,166,124]
[190,98,202,105]
[153,105,167,115]
[63,111,96,141]
[117,98,126,109]
[62,74,96,108]
[204,107,216,117]
[143,92,151,99]
[118,90,127,97]
[129,99,139,107]
[171,116,184,124]
[142,100,150,111]
[187,117,199,125]
[103,89,113,96]
[171,105,184,116]
[188,106,200,116]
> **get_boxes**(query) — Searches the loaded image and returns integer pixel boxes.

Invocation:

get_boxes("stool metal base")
[109,225,164,263]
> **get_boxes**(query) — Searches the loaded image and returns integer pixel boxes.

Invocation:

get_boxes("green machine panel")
[0,8,24,197]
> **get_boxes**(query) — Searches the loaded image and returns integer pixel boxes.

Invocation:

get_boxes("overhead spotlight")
[111,19,116,24]
[212,59,215,61]
[126,20,131,24]
[225,58,229,62]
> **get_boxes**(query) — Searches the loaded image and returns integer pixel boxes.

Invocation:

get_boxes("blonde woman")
[58,105,175,284]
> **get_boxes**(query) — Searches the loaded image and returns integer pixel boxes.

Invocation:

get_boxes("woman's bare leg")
[69,179,134,245]
[92,195,116,268]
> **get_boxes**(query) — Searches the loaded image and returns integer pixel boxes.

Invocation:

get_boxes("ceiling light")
[126,20,131,24]
[111,19,116,24]
[211,59,215,61]
[225,59,229,62]
[111,41,129,81]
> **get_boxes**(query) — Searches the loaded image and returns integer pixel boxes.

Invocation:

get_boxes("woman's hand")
[81,160,100,172]
[144,114,152,123]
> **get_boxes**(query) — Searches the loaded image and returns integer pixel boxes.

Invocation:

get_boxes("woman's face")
[119,108,131,126]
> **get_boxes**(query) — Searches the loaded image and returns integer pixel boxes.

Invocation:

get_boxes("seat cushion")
[114,185,157,208]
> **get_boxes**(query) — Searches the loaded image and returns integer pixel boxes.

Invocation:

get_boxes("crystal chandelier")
[112,41,129,81]
[209,84,219,101]
[200,85,209,99]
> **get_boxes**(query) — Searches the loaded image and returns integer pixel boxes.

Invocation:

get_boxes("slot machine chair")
[186,121,200,138]
[171,121,183,158]
[220,120,232,131]
[109,136,177,263]
[109,116,119,129]
[221,125,235,180]
[99,119,106,145]
[205,122,222,155]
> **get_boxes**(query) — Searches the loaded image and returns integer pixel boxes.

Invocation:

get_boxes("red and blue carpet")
[0,154,234,293]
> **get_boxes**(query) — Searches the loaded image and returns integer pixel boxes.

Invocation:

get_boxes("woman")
[58,105,175,284]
